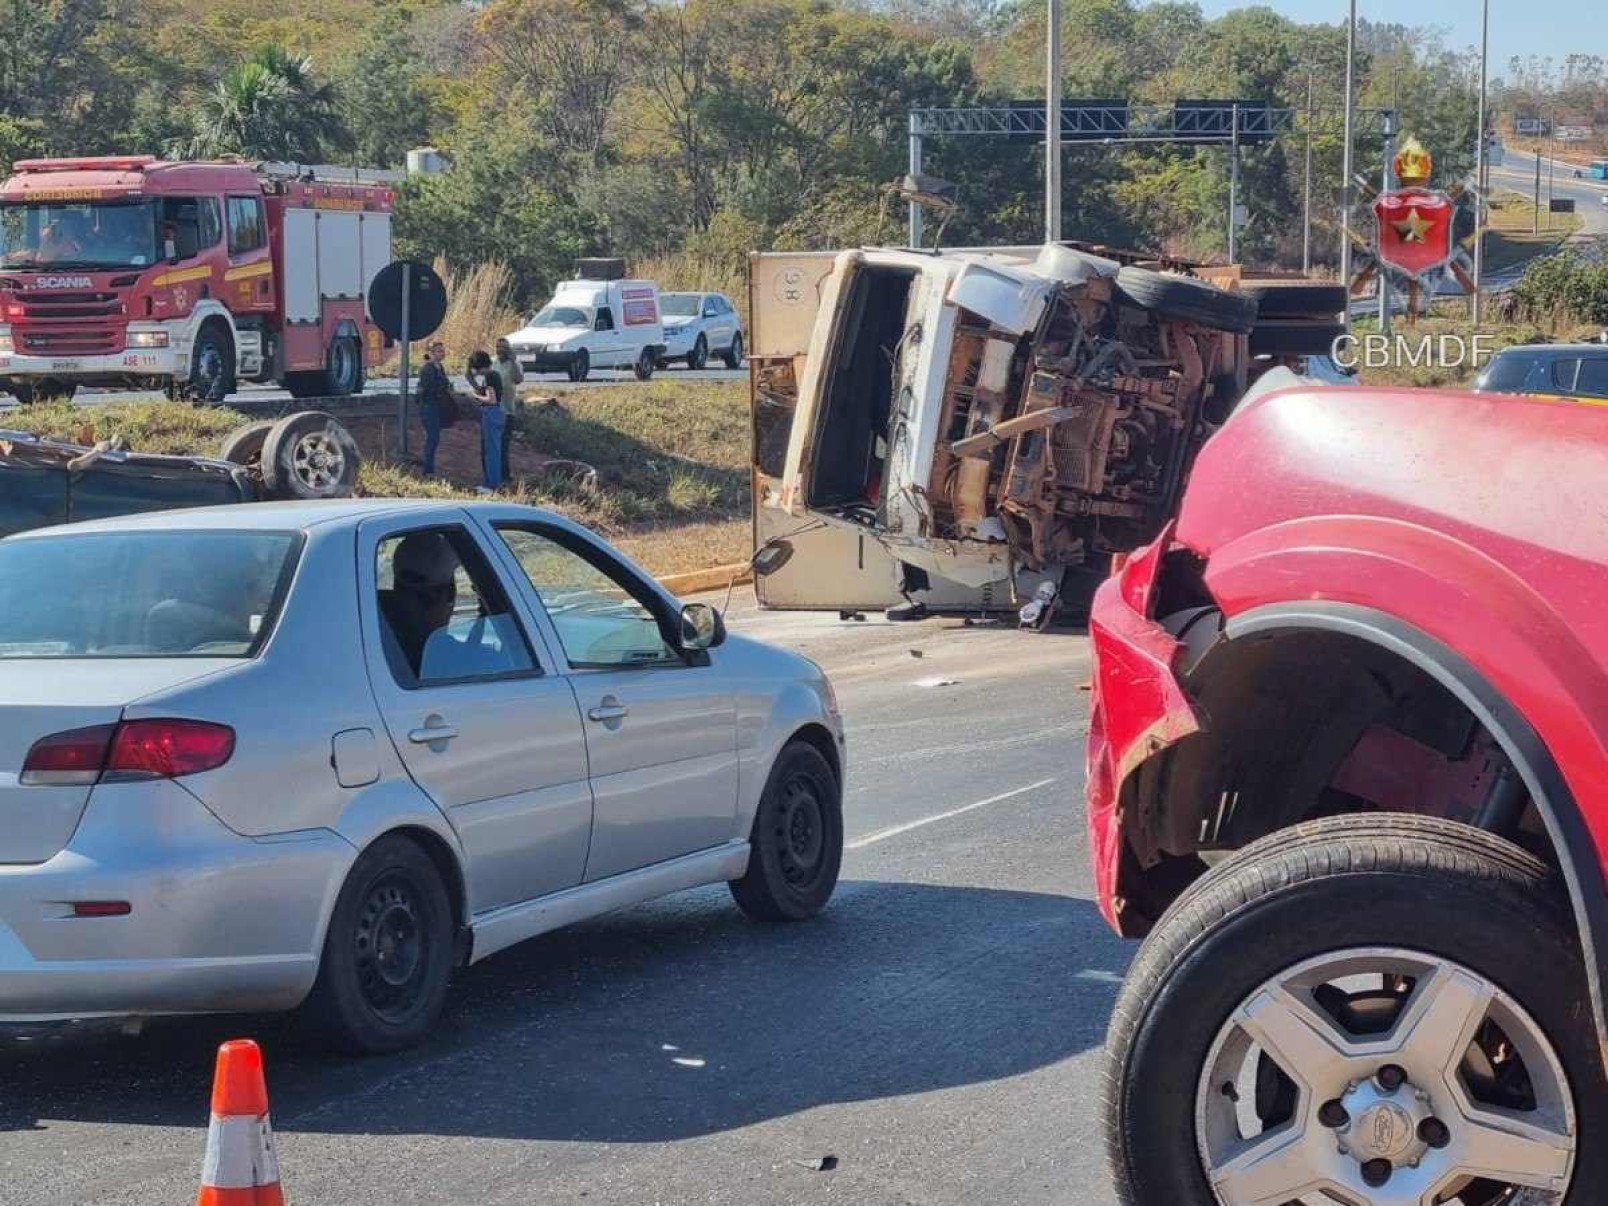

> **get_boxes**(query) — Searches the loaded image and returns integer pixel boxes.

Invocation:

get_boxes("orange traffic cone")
[197,1039,285,1206]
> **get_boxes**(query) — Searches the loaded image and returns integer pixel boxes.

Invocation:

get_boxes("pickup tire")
[730,741,842,922]
[1114,267,1259,334]
[1105,814,1605,1204]
[219,420,275,471]
[261,410,360,500]
[304,834,454,1055]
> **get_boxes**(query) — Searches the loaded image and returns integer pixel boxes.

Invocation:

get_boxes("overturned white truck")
[749,243,1342,621]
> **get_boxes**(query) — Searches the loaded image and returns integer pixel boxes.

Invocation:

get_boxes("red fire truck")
[0,156,398,404]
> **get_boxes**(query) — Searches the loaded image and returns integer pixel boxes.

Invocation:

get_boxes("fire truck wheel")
[219,421,276,472]
[327,336,364,397]
[183,324,236,404]
[1114,267,1260,335]
[6,379,76,405]
[262,411,361,500]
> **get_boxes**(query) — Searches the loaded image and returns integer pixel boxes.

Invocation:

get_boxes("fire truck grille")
[14,291,123,320]
[19,328,122,355]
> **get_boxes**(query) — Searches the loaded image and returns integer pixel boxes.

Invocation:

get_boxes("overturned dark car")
[0,410,360,538]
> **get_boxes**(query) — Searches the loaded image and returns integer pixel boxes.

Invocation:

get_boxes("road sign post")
[367,260,448,462]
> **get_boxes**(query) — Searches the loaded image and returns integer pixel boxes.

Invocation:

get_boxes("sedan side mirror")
[679,602,725,651]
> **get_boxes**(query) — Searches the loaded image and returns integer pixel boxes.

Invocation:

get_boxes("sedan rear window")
[1477,353,1535,393]
[0,530,299,658]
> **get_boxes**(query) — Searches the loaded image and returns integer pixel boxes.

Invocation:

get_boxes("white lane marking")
[846,778,1059,850]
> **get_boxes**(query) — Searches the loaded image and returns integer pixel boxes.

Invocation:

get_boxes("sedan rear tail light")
[21,720,234,785]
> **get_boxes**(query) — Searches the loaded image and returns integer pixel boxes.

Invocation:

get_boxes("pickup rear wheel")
[261,410,360,500]
[304,835,454,1054]
[218,420,275,473]
[730,741,842,922]
[1105,815,1604,1205]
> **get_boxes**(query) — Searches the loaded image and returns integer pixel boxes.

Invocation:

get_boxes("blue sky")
[1188,0,1590,67]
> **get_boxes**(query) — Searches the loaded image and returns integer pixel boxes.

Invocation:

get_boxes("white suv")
[658,292,745,370]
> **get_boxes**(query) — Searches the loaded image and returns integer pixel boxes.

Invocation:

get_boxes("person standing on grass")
[416,340,452,477]
[466,349,506,493]
[494,336,525,482]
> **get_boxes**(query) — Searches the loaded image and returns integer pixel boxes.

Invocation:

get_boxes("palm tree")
[180,45,346,162]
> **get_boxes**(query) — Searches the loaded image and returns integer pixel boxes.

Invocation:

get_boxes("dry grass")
[633,249,749,329]
[431,258,524,365]
[9,398,248,454]
[1483,190,1584,274]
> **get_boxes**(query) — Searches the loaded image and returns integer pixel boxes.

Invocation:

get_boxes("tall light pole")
[1339,0,1357,327]
[1302,67,1315,275]
[1472,0,1489,323]
[1046,0,1063,242]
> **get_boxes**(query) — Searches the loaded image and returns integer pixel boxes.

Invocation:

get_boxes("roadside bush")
[1512,245,1608,327]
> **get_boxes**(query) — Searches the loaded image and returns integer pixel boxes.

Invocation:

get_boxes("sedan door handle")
[408,722,459,744]
[587,702,630,723]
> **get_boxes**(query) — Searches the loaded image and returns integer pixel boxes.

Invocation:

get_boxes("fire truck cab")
[0,156,397,404]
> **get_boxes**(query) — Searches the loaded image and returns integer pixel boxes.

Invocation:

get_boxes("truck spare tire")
[1113,267,1259,334]
[261,411,360,500]
[1243,281,1348,321]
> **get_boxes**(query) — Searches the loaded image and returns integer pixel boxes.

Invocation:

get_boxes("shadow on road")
[0,879,1127,1142]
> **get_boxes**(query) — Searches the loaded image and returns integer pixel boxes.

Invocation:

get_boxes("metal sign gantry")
[906,100,1398,256]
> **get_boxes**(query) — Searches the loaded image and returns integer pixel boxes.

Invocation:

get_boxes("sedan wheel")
[730,741,842,921]
[1105,815,1605,1205]
[305,835,453,1054]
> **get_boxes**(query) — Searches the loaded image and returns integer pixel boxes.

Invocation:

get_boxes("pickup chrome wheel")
[1105,815,1608,1206]
[1196,948,1575,1204]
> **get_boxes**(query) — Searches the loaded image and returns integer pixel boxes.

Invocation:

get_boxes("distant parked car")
[0,410,359,538]
[1475,342,1608,401]
[0,500,845,1052]
[658,291,745,370]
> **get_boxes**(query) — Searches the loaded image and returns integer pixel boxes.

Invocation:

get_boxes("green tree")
[336,12,440,168]
[180,44,346,160]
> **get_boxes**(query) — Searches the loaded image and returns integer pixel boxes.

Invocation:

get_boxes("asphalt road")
[0,599,1119,1206]
[1488,152,1608,238]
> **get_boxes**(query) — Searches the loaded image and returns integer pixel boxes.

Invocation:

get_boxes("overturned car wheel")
[1114,267,1259,334]
[1105,815,1604,1205]
[261,411,360,500]
[218,420,276,473]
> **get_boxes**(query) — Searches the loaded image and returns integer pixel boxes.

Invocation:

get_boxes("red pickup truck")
[1087,384,1607,1203]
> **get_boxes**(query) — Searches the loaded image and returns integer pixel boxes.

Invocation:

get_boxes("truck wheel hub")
[1334,1075,1433,1168]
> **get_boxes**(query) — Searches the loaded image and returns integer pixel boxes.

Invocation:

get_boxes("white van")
[505,275,666,382]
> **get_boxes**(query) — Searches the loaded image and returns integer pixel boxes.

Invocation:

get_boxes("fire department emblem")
[1347,137,1479,319]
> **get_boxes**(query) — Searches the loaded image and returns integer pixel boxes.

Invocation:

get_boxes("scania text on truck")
[0,155,398,404]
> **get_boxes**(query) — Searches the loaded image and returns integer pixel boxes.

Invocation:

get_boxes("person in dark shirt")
[416,340,452,476]
[466,349,506,492]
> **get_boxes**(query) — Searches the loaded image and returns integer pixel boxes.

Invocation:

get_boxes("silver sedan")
[0,500,845,1052]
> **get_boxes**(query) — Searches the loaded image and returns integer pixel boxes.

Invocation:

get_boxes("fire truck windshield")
[0,199,157,270]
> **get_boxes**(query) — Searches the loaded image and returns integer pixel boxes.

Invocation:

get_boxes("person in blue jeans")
[416,340,451,476]
[466,349,506,492]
